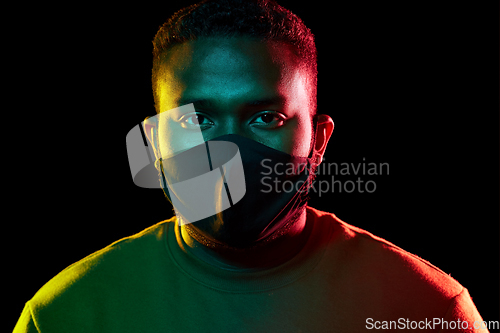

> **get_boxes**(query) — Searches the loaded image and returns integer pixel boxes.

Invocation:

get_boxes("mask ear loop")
[303,114,320,194]
[308,115,319,160]
[152,120,174,207]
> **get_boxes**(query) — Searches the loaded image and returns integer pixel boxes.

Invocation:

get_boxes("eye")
[250,111,286,128]
[179,113,214,129]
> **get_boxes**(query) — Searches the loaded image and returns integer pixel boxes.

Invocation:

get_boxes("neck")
[177,208,311,272]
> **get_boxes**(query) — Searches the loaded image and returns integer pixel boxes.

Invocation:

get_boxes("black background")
[9,1,499,330]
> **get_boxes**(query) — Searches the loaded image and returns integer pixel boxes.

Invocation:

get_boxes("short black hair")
[152,0,317,114]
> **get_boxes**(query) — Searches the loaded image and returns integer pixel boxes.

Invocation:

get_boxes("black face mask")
[159,126,317,248]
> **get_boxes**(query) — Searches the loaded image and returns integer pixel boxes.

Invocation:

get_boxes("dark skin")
[144,36,334,271]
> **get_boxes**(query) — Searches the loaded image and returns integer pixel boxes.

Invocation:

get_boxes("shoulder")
[306,207,464,308]
[27,219,173,319]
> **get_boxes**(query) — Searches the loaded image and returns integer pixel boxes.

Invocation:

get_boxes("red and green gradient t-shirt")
[14,207,485,332]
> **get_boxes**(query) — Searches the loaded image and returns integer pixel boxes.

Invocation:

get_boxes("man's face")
[154,36,315,158]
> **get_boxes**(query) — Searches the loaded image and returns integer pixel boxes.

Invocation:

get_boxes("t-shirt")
[14,207,486,332]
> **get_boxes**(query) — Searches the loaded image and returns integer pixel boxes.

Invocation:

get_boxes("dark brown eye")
[260,113,274,123]
[192,114,205,124]
[251,112,286,128]
[179,113,214,129]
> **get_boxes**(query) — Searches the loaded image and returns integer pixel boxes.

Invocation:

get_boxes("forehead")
[156,37,308,112]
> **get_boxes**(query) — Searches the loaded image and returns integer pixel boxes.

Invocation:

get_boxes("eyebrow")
[177,96,286,110]
[245,96,285,107]
[177,98,215,109]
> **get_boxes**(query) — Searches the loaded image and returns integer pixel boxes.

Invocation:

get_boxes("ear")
[312,114,334,164]
[142,115,161,162]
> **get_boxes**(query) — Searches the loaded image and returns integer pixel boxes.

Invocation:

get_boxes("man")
[15,0,487,332]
